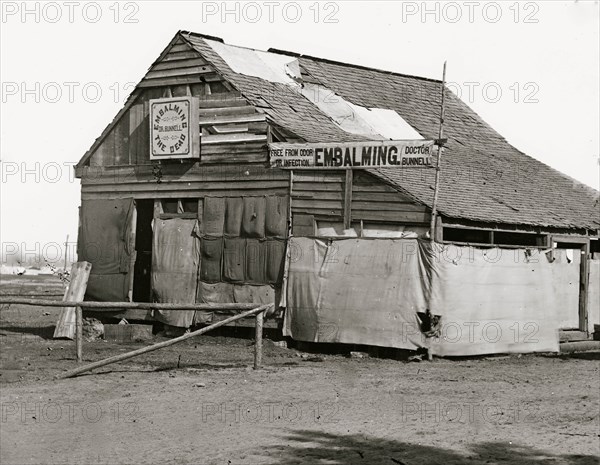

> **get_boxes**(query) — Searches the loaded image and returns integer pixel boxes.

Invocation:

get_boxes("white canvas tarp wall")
[283,238,430,350]
[284,238,562,356]
[551,249,581,329]
[428,244,560,356]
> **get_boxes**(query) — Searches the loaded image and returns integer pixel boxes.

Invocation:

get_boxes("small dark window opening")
[209,81,229,94]
[162,200,178,214]
[494,231,542,247]
[160,199,198,217]
[182,199,198,213]
[590,239,600,254]
[555,242,583,249]
[171,85,189,97]
[444,227,547,247]
[190,83,206,97]
[443,228,490,244]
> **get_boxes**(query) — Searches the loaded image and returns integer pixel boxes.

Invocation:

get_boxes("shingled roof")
[122,31,594,232]
[178,31,599,232]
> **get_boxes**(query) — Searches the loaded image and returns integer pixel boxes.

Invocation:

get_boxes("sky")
[1,0,599,265]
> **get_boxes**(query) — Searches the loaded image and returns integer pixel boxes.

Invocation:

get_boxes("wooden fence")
[0,297,272,379]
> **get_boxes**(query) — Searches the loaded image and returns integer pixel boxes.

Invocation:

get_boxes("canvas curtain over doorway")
[151,218,200,328]
[78,198,134,303]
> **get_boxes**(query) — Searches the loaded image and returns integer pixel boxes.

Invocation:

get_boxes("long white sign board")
[269,140,436,169]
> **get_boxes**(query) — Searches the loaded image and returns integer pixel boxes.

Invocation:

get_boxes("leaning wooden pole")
[55,304,272,380]
[429,61,447,243]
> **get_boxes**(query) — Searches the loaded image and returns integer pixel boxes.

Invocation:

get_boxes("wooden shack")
[75,31,599,347]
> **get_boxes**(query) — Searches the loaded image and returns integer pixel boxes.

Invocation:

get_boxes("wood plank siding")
[80,163,289,200]
[78,35,430,224]
[351,171,430,224]
[290,170,430,224]
[79,36,278,199]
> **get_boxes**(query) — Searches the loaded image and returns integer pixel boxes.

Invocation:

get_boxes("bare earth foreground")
[1,278,599,465]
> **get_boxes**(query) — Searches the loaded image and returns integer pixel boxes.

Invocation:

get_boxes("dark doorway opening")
[133,200,154,302]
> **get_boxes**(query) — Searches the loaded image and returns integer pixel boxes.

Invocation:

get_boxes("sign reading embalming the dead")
[269,140,436,169]
[150,96,200,160]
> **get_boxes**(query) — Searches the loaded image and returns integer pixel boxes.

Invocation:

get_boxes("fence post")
[254,311,264,369]
[76,306,83,363]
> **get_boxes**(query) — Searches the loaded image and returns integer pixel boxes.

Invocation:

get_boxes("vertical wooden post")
[197,198,204,227]
[434,216,444,242]
[153,199,163,218]
[429,61,447,243]
[288,170,294,236]
[127,203,137,303]
[76,306,83,363]
[63,234,69,272]
[254,311,264,369]
[343,169,353,230]
[580,240,590,334]
[427,62,447,362]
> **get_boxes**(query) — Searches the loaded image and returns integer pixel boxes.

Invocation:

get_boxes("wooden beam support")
[580,241,590,333]
[127,204,137,303]
[201,133,267,145]
[288,170,294,236]
[254,311,264,369]
[429,61,447,244]
[553,235,591,333]
[76,306,83,362]
[153,199,163,218]
[434,215,444,243]
[551,235,590,244]
[199,113,266,125]
[343,169,353,229]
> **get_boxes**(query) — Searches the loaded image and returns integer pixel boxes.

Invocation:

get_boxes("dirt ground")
[0,276,599,465]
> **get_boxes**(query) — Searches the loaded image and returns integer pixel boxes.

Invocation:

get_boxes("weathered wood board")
[53,262,92,339]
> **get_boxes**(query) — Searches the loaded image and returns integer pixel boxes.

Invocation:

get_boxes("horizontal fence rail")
[0,298,264,311]
[56,304,273,380]
[0,297,272,379]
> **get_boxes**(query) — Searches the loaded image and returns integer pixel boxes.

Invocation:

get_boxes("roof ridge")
[179,29,442,84]
[268,48,442,84]
[179,30,224,43]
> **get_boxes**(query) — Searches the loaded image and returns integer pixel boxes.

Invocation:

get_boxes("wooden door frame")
[552,235,590,333]
[127,202,137,302]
